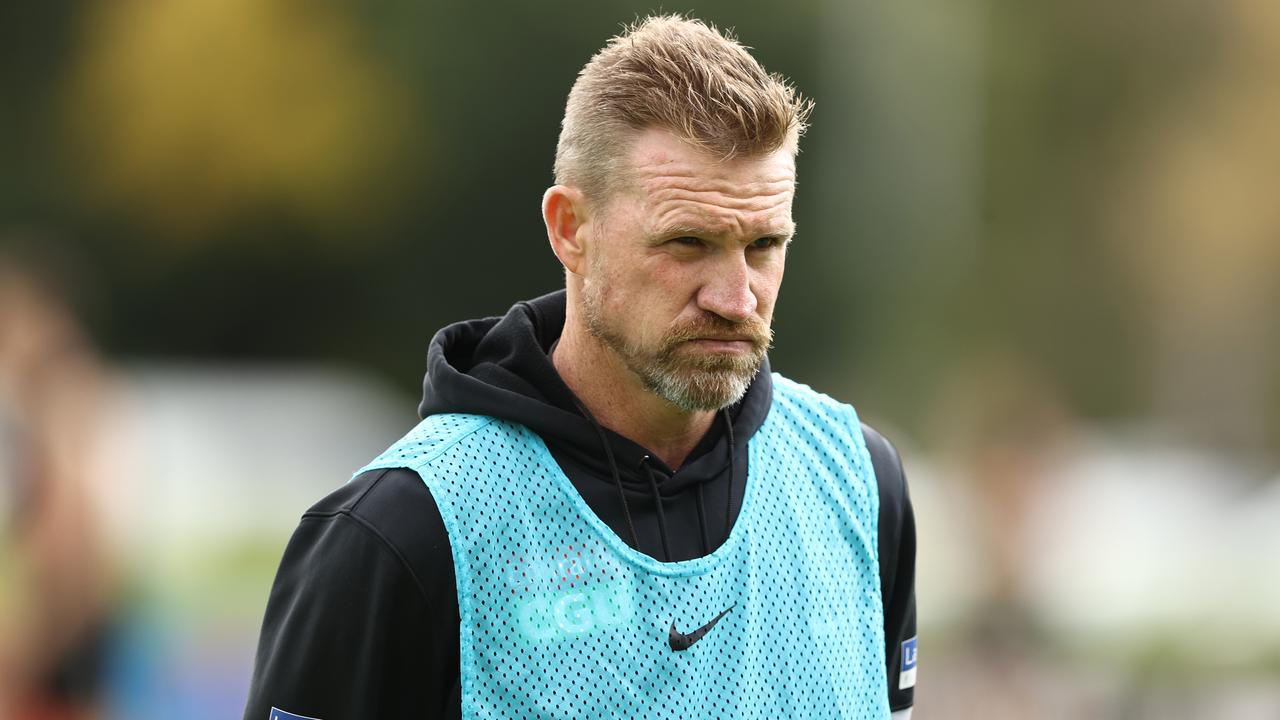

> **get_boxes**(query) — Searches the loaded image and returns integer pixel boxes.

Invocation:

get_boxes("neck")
[553,307,714,470]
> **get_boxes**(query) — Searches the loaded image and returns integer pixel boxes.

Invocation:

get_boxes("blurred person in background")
[245,15,916,720]
[0,242,118,720]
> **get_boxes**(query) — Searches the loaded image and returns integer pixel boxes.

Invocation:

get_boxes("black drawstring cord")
[572,399,641,553]
[723,408,736,539]
[641,457,672,562]
[694,482,710,555]
[570,400,735,562]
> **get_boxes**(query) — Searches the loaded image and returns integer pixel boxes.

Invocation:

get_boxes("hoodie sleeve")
[864,424,917,712]
[242,469,461,720]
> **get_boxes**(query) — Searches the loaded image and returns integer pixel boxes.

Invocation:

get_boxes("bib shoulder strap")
[352,412,498,479]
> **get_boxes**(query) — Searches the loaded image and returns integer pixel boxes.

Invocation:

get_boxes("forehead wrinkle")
[648,187,793,230]
[644,184,795,216]
[628,144,797,238]
[649,185,793,212]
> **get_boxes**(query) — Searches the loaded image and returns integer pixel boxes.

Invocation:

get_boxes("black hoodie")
[243,291,916,719]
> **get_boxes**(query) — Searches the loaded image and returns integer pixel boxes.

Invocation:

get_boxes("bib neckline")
[522,415,771,579]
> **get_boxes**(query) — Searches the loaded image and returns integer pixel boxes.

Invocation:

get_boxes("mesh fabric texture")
[356,374,889,718]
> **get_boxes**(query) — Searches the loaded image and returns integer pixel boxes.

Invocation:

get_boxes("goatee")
[582,295,772,412]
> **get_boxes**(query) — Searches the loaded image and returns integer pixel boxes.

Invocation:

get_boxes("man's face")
[580,128,796,412]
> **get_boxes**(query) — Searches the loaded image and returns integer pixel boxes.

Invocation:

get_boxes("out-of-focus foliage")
[2,0,1276,445]
[1098,0,1280,452]
[62,0,417,240]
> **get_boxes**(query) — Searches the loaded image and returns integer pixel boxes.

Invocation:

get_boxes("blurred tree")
[0,0,80,221]
[62,0,417,243]
[4,0,1274,458]
[1102,0,1280,454]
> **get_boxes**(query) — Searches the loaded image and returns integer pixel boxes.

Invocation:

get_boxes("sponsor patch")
[899,636,918,690]
[271,708,322,720]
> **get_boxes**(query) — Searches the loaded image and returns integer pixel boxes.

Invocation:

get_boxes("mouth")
[684,337,756,352]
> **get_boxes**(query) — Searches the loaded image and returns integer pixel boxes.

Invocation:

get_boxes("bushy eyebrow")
[655,225,713,238]
[653,222,795,243]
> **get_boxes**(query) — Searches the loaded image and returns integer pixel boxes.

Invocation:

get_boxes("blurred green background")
[2,1,1277,718]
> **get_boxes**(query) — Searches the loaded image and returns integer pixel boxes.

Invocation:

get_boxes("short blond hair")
[554,15,813,204]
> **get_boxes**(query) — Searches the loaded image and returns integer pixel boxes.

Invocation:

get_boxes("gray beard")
[580,283,769,412]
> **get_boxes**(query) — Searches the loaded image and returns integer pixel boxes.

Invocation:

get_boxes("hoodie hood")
[417,290,772,496]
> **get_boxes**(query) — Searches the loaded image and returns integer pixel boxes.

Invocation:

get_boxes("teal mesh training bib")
[356,374,889,718]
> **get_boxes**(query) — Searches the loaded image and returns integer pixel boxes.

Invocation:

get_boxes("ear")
[542,185,591,276]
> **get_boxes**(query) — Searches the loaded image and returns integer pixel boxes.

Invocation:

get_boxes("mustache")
[663,314,774,350]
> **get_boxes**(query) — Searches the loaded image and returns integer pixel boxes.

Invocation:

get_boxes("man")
[244,15,916,720]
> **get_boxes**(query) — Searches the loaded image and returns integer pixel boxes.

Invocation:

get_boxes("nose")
[696,251,757,323]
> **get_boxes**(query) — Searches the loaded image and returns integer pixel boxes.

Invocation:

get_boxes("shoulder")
[769,372,850,414]
[333,411,540,582]
[300,466,455,612]
[356,412,501,477]
[767,371,864,444]
[246,468,460,718]
[769,372,911,505]
[768,372,861,434]
[861,423,911,520]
